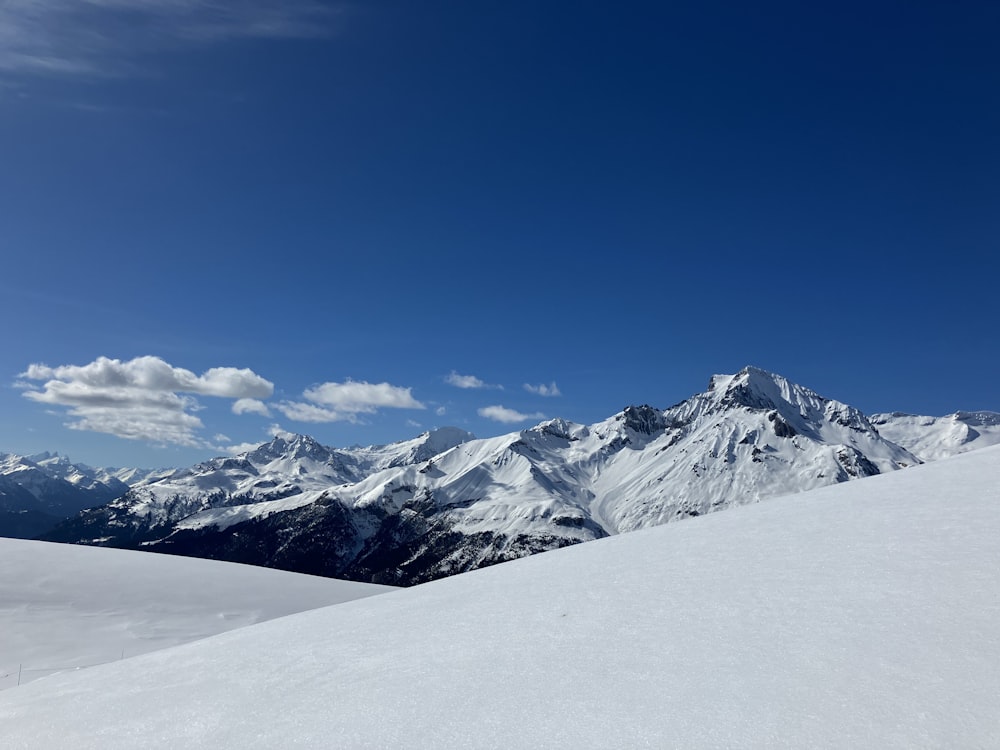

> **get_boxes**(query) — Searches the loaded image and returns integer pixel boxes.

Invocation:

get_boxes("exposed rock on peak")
[619,405,668,435]
[532,418,587,442]
[249,433,329,463]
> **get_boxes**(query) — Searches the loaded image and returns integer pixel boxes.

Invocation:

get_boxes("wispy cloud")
[445,371,503,390]
[477,405,546,424]
[277,379,425,424]
[523,381,561,397]
[0,1,343,82]
[19,355,273,447]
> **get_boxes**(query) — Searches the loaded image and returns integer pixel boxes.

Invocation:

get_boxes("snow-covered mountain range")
[41,366,995,585]
[0,452,169,538]
[870,410,1000,461]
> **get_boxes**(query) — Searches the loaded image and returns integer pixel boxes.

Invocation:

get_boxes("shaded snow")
[0,540,392,690]
[2,446,998,748]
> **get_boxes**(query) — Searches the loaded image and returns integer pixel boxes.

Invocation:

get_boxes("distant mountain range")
[18,367,996,585]
[0,452,173,538]
[870,410,1000,461]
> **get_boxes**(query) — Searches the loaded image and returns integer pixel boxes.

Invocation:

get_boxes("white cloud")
[477,405,547,424]
[445,372,485,389]
[221,441,266,456]
[304,380,424,413]
[274,401,345,424]
[445,371,502,390]
[232,398,272,417]
[21,356,272,399]
[0,1,342,81]
[62,401,206,447]
[19,355,274,447]
[523,382,562,397]
[435,406,447,416]
[276,378,424,424]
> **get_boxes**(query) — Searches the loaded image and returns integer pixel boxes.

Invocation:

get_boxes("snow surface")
[0,540,392,689]
[2,445,998,748]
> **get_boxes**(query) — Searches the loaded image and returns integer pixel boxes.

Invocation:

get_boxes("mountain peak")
[619,405,668,435]
[706,366,791,412]
[380,426,475,467]
[248,432,330,463]
[697,367,888,441]
[709,365,782,390]
[530,418,589,441]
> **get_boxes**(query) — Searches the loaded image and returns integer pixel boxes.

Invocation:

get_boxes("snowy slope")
[2,445,998,748]
[871,410,1000,461]
[0,539,392,690]
[101,465,177,486]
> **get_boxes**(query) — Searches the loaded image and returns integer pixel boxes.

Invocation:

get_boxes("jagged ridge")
[44,367,939,585]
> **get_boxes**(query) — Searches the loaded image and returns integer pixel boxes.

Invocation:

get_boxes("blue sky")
[1,0,997,468]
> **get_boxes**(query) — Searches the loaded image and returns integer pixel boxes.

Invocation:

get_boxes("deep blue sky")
[2,1,997,467]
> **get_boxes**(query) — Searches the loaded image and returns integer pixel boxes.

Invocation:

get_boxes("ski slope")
[2,446,998,748]
[0,540,392,689]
